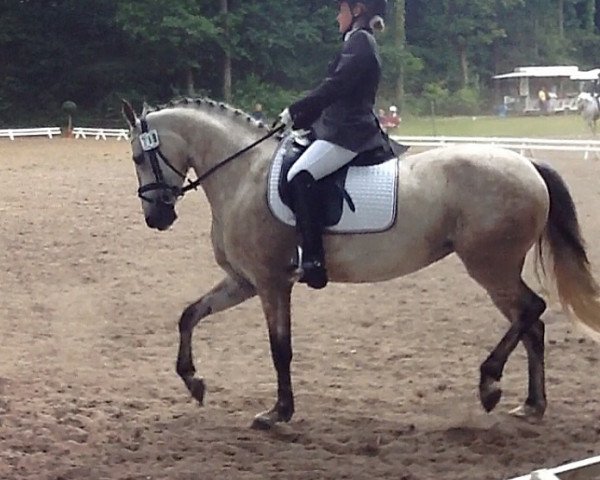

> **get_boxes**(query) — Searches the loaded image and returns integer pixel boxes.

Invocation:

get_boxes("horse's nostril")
[160,193,175,205]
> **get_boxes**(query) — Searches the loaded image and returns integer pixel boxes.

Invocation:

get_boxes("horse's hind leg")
[460,255,547,418]
[478,282,547,418]
[515,318,546,418]
[176,275,256,404]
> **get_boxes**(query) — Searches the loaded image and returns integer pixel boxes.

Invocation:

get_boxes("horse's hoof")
[189,378,205,405]
[480,381,502,413]
[251,411,276,430]
[509,404,545,422]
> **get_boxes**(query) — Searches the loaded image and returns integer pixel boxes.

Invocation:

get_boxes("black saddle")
[277,133,408,227]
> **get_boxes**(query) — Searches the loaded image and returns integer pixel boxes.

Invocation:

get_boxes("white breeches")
[287,140,356,181]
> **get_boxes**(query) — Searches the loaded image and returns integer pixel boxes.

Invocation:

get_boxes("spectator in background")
[251,102,266,122]
[387,105,400,128]
[538,87,548,114]
[378,108,389,131]
[378,105,401,131]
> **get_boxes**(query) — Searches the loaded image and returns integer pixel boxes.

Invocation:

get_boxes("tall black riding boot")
[289,171,328,289]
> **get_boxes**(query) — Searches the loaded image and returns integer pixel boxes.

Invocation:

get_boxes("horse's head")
[122,100,190,231]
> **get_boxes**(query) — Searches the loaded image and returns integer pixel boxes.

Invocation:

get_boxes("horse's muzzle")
[145,202,177,231]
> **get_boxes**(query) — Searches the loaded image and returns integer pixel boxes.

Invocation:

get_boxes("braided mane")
[145,97,269,132]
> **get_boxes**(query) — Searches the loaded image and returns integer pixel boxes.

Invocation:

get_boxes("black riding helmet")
[335,0,387,20]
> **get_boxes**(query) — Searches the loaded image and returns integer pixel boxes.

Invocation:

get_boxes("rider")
[593,72,600,95]
[592,72,600,107]
[592,72,600,110]
[278,0,389,290]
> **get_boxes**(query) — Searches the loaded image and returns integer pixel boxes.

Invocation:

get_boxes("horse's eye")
[133,154,144,165]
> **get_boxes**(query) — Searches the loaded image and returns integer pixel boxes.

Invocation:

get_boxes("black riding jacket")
[288,26,388,153]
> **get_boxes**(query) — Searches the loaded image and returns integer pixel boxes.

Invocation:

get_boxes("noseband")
[135,118,284,203]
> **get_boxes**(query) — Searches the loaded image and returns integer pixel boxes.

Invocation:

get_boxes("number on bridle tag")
[139,130,160,151]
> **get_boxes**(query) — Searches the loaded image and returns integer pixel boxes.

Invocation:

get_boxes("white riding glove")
[278,108,293,128]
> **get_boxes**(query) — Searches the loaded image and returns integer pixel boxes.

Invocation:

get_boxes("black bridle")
[136,118,188,203]
[136,118,284,203]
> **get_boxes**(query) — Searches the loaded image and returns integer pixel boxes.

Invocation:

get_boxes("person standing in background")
[387,105,400,128]
[538,87,548,114]
[251,102,267,122]
[378,108,390,131]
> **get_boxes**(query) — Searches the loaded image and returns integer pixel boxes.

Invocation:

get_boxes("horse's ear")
[121,99,136,128]
[142,101,151,117]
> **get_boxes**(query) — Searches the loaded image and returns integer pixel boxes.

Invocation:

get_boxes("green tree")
[0,0,128,124]
[116,0,220,99]
[0,0,598,123]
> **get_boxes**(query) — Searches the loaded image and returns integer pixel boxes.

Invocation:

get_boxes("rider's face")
[337,2,354,33]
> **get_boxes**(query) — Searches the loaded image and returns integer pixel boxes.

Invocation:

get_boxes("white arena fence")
[0,127,61,140]
[0,127,129,141]
[72,127,129,140]
[392,135,600,160]
[1,128,600,160]
[508,455,600,479]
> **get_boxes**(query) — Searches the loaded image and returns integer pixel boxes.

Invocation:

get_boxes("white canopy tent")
[492,65,580,80]
[570,68,600,81]
[492,66,591,114]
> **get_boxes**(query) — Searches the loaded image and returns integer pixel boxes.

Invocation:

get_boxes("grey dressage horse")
[577,92,600,135]
[122,98,600,430]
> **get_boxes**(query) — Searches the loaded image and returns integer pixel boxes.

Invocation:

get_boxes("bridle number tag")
[140,130,160,151]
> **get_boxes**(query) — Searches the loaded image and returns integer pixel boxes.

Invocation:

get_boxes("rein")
[137,118,284,202]
[181,124,284,194]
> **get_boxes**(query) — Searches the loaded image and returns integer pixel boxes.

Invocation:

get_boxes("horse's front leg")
[176,275,256,404]
[251,284,294,430]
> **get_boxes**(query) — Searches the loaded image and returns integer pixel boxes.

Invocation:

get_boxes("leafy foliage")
[0,0,599,125]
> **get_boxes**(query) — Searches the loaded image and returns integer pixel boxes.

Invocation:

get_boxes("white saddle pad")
[267,153,398,234]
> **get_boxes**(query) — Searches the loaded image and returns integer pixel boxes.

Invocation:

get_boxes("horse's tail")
[533,162,600,341]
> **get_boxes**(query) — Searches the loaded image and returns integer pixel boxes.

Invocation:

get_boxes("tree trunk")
[185,67,195,96]
[458,43,469,88]
[583,0,595,30]
[533,16,540,59]
[220,0,232,102]
[394,0,406,108]
[492,39,500,75]
[558,0,564,38]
